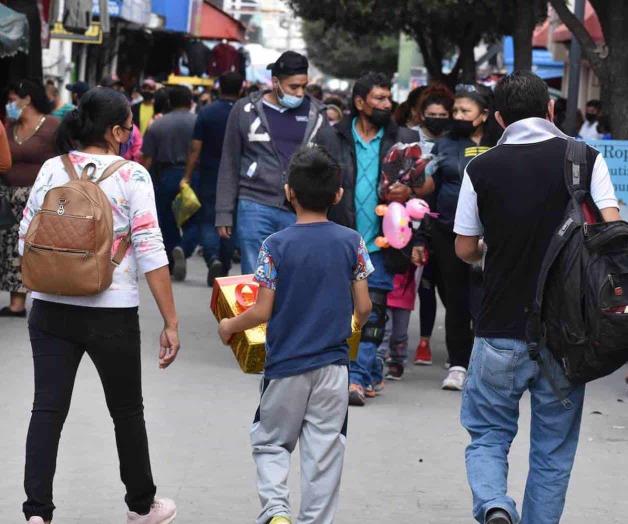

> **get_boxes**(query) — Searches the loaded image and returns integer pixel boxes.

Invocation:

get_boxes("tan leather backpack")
[22,155,131,296]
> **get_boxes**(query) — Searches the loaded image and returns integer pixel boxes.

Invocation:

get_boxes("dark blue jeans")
[196,182,234,271]
[236,199,295,275]
[349,250,394,388]
[154,165,200,265]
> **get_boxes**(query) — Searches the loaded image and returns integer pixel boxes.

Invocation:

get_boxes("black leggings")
[23,300,156,521]
[429,223,474,369]
[418,260,437,338]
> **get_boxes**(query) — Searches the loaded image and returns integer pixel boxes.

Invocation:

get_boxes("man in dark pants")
[182,72,244,286]
[317,72,420,406]
[142,85,196,281]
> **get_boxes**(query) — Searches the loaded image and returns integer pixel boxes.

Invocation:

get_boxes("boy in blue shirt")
[218,145,373,524]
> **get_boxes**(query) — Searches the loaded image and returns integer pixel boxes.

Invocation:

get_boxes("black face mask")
[585,113,597,123]
[450,119,477,138]
[367,108,391,128]
[423,117,451,136]
[141,90,154,102]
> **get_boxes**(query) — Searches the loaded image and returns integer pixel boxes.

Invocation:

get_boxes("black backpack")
[527,139,628,406]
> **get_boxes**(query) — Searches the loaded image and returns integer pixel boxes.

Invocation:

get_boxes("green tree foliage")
[302,20,399,79]
[549,0,628,138]
[290,0,546,84]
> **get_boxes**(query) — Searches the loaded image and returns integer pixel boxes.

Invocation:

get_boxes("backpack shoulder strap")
[61,154,80,181]
[564,138,590,195]
[97,159,129,184]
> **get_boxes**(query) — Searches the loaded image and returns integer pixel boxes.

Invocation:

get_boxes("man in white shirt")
[454,72,619,524]
[578,99,603,140]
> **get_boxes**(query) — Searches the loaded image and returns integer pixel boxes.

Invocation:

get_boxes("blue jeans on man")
[461,337,585,524]
[236,198,296,275]
[154,165,199,267]
[349,251,394,389]
[196,179,235,272]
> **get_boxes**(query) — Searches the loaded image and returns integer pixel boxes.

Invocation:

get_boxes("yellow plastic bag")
[172,183,201,227]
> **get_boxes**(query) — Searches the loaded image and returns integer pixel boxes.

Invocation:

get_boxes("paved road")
[1,256,627,523]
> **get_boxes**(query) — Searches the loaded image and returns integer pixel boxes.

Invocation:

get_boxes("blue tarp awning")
[503,36,563,79]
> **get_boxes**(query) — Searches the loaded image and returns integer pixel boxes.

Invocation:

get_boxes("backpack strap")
[112,235,131,267]
[97,159,129,184]
[525,138,589,410]
[61,154,80,181]
[564,138,589,195]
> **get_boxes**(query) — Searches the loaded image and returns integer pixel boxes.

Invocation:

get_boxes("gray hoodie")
[215,90,329,227]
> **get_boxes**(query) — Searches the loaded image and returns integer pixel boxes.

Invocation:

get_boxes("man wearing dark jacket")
[215,51,330,274]
[316,72,419,406]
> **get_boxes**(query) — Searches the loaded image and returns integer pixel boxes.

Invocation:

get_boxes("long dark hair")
[16,79,52,115]
[56,87,130,153]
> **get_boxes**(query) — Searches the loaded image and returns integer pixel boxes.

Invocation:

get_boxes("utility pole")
[564,0,585,136]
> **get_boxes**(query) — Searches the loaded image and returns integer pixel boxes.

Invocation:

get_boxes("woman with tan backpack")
[18,87,179,524]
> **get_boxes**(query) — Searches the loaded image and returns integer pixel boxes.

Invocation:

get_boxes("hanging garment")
[208,42,241,77]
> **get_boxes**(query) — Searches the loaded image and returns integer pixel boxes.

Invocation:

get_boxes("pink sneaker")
[127,498,177,524]
[28,518,49,524]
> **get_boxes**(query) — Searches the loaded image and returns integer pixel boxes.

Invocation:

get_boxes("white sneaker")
[127,498,177,524]
[27,518,49,524]
[441,366,467,391]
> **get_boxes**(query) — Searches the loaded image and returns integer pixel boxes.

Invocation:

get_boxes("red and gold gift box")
[210,274,361,374]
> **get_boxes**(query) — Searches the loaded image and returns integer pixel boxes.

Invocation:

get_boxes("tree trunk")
[458,39,477,83]
[513,0,534,71]
[599,2,628,138]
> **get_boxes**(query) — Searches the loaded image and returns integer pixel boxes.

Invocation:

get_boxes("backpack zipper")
[27,244,90,259]
[39,209,94,219]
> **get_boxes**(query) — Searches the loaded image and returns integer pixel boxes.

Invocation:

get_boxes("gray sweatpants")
[251,364,349,524]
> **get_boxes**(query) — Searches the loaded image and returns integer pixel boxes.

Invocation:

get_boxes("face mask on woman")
[423,117,451,136]
[5,101,22,121]
[119,130,134,157]
[450,119,478,138]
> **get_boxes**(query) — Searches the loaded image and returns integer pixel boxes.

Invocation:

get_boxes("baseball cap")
[267,51,309,77]
[66,81,90,98]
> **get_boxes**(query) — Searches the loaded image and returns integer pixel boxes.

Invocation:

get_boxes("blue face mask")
[6,101,22,121]
[119,129,134,157]
[277,84,304,110]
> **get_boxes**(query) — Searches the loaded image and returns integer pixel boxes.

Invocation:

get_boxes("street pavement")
[1,255,627,523]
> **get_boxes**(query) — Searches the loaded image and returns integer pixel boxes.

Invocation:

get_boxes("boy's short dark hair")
[219,72,244,97]
[494,71,549,126]
[287,145,341,212]
[586,99,602,111]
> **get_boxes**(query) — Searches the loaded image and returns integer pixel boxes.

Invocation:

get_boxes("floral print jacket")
[19,151,168,308]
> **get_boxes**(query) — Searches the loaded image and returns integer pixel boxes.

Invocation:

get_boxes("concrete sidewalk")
[1,256,627,523]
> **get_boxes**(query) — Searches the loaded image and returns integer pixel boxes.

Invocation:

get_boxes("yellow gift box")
[210,274,361,374]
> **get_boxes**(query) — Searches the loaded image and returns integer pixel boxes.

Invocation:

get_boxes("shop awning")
[553,1,604,44]
[0,3,29,58]
[190,1,246,42]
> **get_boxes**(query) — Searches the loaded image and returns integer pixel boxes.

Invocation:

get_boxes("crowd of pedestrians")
[0,53,623,524]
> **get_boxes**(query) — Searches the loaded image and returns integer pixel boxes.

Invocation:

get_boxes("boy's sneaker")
[171,247,187,282]
[414,339,433,365]
[348,384,365,406]
[364,385,376,398]
[373,380,385,393]
[269,516,291,524]
[486,508,512,524]
[386,363,404,380]
[28,518,49,524]
[441,366,467,391]
[127,498,177,524]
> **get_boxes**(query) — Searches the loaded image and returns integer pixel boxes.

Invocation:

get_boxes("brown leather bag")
[22,155,130,296]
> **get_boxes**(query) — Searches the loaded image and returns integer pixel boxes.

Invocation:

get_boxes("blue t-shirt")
[193,99,236,177]
[352,118,384,253]
[254,221,374,379]
[262,98,311,170]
